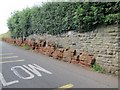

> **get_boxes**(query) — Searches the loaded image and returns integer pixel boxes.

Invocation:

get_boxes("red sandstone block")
[41,40,46,47]
[48,46,55,57]
[47,41,56,47]
[43,46,50,56]
[62,50,69,61]
[70,60,79,64]
[38,47,43,53]
[72,55,79,60]
[62,48,76,62]
[52,48,63,59]
[52,50,58,59]
[79,52,95,67]
[57,49,64,60]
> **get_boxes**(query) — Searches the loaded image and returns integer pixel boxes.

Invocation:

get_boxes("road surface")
[0,41,118,89]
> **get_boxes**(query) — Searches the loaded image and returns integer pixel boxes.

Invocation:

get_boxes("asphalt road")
[0,41,118,89]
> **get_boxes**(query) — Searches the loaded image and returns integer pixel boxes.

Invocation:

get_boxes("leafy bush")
[104,13,120,25]
[7,2,120,38]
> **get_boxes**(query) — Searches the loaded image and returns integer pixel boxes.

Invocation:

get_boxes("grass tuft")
[22,44,31,50]
[92,63,105,73]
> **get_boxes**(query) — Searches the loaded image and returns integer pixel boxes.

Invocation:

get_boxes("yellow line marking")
[0,53,14,56]
[55,84,74,90]
[0,56,18,59]
[0,59,24,64]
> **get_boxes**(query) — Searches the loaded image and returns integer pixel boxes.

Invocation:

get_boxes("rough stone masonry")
[28,25,119,75]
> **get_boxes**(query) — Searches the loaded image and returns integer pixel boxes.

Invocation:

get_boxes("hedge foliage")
[7,2,120,38]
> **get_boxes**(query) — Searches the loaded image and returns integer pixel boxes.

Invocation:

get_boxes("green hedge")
[7,2,120,38]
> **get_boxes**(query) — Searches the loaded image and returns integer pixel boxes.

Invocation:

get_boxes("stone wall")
[28,25,119,75]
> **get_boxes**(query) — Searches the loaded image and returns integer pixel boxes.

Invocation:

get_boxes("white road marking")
[0,56,18,59]
[0,53,14,56]
[11,66,35,80]
[23,64,52,76]
[11,64,52,79]
[0,64,52,87]
[0,72,19,87]
[0,59,24,64]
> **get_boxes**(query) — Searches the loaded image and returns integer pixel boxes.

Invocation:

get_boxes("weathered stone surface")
[16,39,23,46]
[109,33,118,36]
[52,49,64,60]
[115,71,118,76]
[57,49,64,60]
[108,30,116,33]
[38,47,44,54]
[52,50,58,59]
[70,55,79,64]
[45,46,55,57]
[79,52,95,67]
[63,48,76,62]
[41,40,46,47]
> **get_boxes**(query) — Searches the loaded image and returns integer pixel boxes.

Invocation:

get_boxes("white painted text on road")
[0,64,52,86]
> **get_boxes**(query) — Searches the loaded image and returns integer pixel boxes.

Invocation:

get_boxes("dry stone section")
[27,25,119,75]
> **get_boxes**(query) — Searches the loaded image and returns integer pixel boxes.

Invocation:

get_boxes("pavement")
[0,41,118,89]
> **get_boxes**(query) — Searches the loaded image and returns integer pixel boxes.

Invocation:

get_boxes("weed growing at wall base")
[22,44,31,50]
[92,63,105,73]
